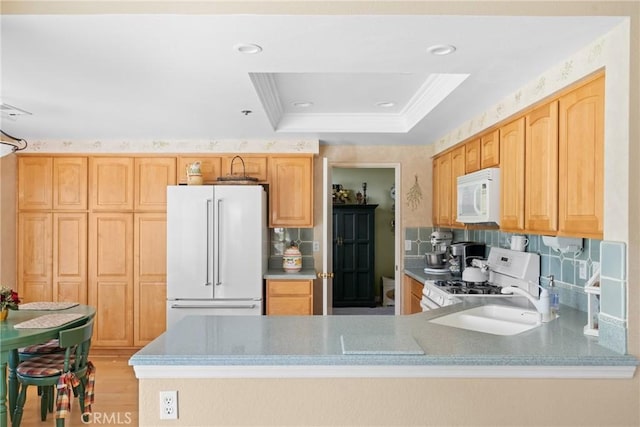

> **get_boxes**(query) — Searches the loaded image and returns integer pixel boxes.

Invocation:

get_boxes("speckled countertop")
[129,266,637,377]
[264,268,317,280]
[130,301,637,371]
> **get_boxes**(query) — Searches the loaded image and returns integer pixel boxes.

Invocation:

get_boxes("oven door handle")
[420,295,441,310]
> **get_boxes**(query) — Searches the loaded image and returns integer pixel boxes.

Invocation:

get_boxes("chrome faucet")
[501,284,553,322]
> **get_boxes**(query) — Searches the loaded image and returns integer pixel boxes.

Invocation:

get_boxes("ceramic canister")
[283,242,302,273]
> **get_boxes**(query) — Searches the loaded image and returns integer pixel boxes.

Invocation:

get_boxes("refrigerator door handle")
[215,198,222,286]
[205,198,213,286]
[170,303,257,309]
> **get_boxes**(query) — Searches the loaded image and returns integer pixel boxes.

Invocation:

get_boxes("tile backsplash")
[404,227,628,353]
[269,228,315,269]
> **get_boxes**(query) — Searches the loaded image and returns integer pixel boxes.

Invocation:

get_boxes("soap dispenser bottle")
[547,275,560,318]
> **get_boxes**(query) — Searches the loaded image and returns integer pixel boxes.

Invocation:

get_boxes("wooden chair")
[12,320,95,427]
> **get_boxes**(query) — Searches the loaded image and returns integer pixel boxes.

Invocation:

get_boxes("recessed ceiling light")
[427,44,457,56]
[375,101,395,108]
[234,43,263,54]
[292,101,313,108]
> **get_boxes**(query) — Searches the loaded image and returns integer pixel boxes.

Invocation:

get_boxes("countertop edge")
[131,364,636,379]
[264,268,317,280]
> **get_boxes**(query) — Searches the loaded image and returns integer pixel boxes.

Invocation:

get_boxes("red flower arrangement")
[0,286,21,310]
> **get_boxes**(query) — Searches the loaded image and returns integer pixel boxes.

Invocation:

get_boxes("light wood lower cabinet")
[53,213,87,303]
[18,212,53,302]
[266,279,313,315]
[17,212,88,304]
[402,275,423,315]
[134,213,167,346]
[89,212,134,347]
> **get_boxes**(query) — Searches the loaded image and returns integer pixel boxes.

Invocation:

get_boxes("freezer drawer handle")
[170,304,257,309]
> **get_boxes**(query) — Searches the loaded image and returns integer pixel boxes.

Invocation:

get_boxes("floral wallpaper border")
[18,139,320,154]
[432,24,615,153]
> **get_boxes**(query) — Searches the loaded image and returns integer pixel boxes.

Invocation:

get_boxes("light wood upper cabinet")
[465,138,481,173]
[53,157,88,210]
[558,75,604,238]
[134,213,167,346]
[18,212,53,302]
[177,156,222,184]
[431,158,439,226]
[53,213,87,303]
[90,157,134,211]
[500,117,526,231]
[266,279,313,315]
[451,146,466,227]
[435,153,452,226]
[18,157,53,210]
[268,156,314,227]
[481,129,500,168]
[525,101,559,234]
[89,212,134,347]
[134,157,176,211]
[222,155,268,182]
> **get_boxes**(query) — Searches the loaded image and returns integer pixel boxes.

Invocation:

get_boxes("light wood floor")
[14,354,138,427]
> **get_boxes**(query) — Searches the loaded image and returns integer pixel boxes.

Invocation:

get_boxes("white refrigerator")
[166,185,267,328]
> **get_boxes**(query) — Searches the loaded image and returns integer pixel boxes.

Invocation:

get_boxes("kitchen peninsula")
[129,304,637,426]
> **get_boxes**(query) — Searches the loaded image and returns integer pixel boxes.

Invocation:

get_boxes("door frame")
[322,161,402,315]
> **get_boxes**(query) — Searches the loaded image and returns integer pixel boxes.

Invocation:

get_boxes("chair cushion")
[20,339,65,355]
[17,354,75,378]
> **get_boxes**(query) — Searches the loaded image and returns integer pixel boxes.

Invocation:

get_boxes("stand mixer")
[424,231,453,272]
[430,231,453,252]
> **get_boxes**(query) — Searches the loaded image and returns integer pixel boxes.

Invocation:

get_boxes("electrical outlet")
[313,241,320,252]
[405,240,412,251]
[160,390,178,420]
[578,260,587,280]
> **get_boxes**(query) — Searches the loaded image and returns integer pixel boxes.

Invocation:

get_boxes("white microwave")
[456,168,501,224]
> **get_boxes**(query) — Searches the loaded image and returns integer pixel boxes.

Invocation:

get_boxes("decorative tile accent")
[600,277,626,320]
[600,241,626,280]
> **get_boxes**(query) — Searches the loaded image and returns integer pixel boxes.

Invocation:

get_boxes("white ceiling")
[0,14,623,146]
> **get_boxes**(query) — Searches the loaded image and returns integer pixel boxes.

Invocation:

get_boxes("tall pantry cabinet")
[18,155,173,348]
[18,157,88,304]
[88,157,174,347]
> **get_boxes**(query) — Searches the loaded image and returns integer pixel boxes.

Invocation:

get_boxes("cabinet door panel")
[53,157,88,210]
[268,297,312,315]
[465,138,481,173]
[500,118,525,231]
[134,213,167,345]
[18,213,52,302]
[481,130,500,168]
[134,158,176,211]
[436,153,452,225]
[269,156,313,227]
[53,213,87,303]
[558,75,604,238]
[451,146,466,227]
[90,157,134,210]
[89,213,133,346]
[525,101,559,233]
[18,157,53,210]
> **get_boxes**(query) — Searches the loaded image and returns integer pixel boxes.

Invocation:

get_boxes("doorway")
[324,163,400,315]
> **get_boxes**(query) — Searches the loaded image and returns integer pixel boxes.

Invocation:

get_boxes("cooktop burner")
[433,280,505,295]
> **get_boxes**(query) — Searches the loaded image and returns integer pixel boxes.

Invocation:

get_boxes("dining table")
[0,304,96,427]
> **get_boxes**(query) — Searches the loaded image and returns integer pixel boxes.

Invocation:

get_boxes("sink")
[429,304,541,336]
